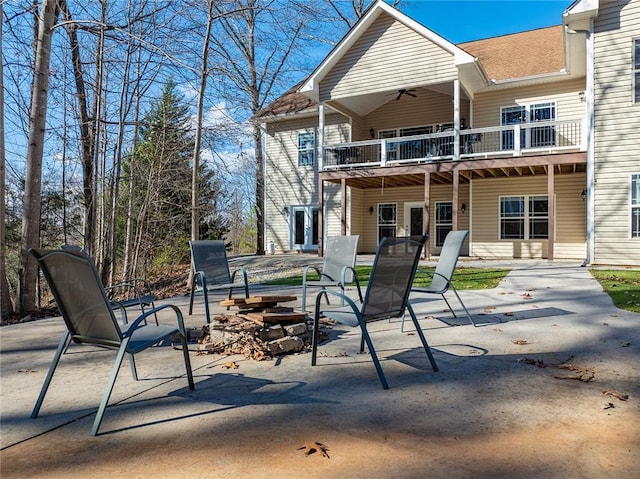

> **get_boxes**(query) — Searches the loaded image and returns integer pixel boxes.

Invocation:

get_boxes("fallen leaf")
[604,402,615,410]
[555,364,595,382]
[18,369,36,374]
[297,441,330,458]
[521,293,533,300]
[221,361,239,369]
[603,390,629,401]
[620,342,631,347]
[512,339,529,345]
[484,306,496,312]
[518,358,546,368]
[503,312,514,317]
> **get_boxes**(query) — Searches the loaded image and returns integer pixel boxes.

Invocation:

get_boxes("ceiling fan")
[395,88,417,100]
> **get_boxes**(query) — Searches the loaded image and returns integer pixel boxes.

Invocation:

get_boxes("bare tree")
[1,1,13,320]
[18,0,57,313]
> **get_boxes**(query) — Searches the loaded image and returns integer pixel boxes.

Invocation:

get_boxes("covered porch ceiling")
[326,82,468,117]
[319,152,587,189]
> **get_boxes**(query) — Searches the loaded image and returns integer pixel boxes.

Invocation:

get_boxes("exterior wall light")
[581,189,587,200]
[369,206,374,215]
[461,203,466,213]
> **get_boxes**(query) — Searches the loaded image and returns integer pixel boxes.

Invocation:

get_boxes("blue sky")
[402,0,571,43]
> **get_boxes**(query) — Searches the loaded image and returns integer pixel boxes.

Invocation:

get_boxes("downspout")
[567,23,595,266]
[585,21,595,267]
[318,103,325,257]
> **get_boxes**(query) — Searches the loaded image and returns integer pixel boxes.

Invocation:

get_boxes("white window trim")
[499,101,558,149]
[633,37,640,103]
[297,131,315,166]
[630,172,640,239]
[377,202,397,244]
[498,195,551,241]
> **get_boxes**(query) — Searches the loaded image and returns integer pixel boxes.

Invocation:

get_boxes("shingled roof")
[459,25,565,81]
[258,24,565,119]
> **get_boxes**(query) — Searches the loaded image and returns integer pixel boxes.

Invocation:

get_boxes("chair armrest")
[302,265,323,282]
[124,304,187,337]
[315,288,362,314]
[106,278,155,305]
[340,266,363,303]
[230,265,248,284]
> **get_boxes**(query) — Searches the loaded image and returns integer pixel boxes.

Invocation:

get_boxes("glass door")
[290,206,318,250]
[403,202,424,238]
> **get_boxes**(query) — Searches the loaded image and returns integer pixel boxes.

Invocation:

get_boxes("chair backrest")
[431,230,469,291]
[30,248,123,347]
[322,235,360,283]
[189,240,233,286]
[361,235,427,321]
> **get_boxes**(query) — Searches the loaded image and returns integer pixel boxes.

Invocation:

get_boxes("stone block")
[260,324,285,341]
[266,336,304,355]
[283,322,308,336]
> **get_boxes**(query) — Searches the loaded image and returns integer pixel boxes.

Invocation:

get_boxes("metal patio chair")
[311,235,438,389]
[188,240,250,324]
[29,248,194,436]
[301,235,362,312]
[410,230,477,327]
[62,244,158,322]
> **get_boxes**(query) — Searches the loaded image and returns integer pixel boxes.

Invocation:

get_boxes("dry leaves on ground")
[298,441,330,458]
[512,339,529,345]
[603,389,629,401]
[554,363,595,382]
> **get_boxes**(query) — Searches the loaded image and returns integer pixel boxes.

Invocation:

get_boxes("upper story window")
[634,38,640,103]
[631,173,640,238]
[298,132,315,166]
[500,102,557,149]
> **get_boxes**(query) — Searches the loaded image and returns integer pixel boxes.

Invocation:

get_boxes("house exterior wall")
[319,13,457,102]
[263,113,346,252]
[471,174,587,259]
[592,0,640,266]
[473,78,586,127]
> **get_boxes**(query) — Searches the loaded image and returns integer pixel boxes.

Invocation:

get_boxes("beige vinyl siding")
[471,174,586,259]
[320,13,457,102]
[364,89,471,133]
[473,78,586,127]
[264,114,346,252]
[348,185,469,254]
[592,0,640,266]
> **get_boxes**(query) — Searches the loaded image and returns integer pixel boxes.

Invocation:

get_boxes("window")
[500,102,556,149]
[380,126,433,160]
[298,132,315,166]
[499,196,549,240]
[435,202,452,247]
[634,39,640,103]
[632,174,640,238]
[378,203,397,241]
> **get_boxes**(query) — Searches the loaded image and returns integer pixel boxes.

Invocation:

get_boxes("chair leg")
[91,340,129,436]
[407,304,438,372]
[356,319,389,390]
[202,284,211,324]
[32,331,71,419]
[311,295,323,366]
[450,285,477,327]
[188,283,196,316]
[301,281,307,312]
[180,333,195,390]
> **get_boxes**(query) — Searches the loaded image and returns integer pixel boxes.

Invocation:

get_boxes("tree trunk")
[0,1,14,320]
[18,0,57,313]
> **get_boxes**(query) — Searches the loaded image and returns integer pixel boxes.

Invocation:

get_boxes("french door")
[290,206,318,250]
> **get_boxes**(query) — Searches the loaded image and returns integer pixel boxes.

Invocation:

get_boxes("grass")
[264,265,510,290]
[590,269,640,313]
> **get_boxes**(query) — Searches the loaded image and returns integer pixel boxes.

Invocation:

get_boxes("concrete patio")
[1,258,639,478]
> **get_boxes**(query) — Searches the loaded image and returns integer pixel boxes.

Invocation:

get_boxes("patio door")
[290,206,318,250]
[403,202,424,238]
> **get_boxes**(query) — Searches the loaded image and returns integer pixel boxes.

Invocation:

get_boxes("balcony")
[322,120,583,170]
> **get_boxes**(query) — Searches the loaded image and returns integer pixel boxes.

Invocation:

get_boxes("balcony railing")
[322,120,583,170]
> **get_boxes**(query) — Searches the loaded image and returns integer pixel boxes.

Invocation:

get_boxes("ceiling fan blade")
[396,92,403,100]
[406,91,417,97]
